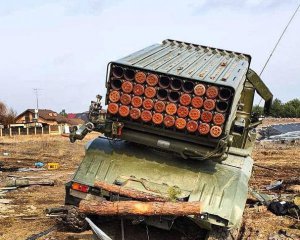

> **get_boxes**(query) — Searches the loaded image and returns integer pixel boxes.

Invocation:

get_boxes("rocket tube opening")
[180,94,192,106]
[107,103,119,115]
[191,97,204,108]
[120,94,131,105]
[163,115,175,127]
[166,103,177,115]
[187,120,198,132]
[177,106,189,118]
[216,101,229,112]
[119,105,130,117]
[175,118,186,130]
[111,79,122,90]
[168,91,180,102]
[133,84,144,96]
[182,81,194,93]
[206,86,219,99]
[141,110,152,122]
[159,76,170,88]
[194,84,206,96]
[154,101,165,113]
[152,113,163,125]
[130,108,141,120]
[157,89,168,100]
[170,78,182,90]
[109,90,120,103]
[198,123,210,135]
[112,66,124,78]
[121,81,133,93]
[124,69,135,80]
[219,88,232,100]
[146,74,159,86]
[203,99,216,111]
[144,87,156,98]
[131,96,143,108]
[135,71,146,84]
[210,125,222,138]
[143,99,154,110]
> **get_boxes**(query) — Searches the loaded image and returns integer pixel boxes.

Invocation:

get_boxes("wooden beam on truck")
[79,200,203,216]
[94,181,168,202]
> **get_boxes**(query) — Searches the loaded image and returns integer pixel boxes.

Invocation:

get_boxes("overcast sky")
[0,0,299,113]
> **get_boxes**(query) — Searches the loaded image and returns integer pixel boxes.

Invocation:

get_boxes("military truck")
[61,39,273,239]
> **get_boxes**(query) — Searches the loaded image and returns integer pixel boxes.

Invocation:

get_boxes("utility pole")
[33,88,42,123]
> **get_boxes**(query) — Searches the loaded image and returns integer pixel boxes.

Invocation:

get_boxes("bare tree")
[0,102,17,126]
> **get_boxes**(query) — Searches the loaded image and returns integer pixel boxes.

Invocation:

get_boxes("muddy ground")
[0,119,299,240]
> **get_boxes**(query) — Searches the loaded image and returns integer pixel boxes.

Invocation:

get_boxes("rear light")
[71,182,89,193]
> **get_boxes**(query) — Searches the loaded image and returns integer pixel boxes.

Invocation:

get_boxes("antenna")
[258,2,300,106]
[33,88,42,110]
[259,2,300,77]
[33,88,42,122]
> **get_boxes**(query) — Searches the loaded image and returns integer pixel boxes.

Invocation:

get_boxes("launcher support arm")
[247,69,273,115]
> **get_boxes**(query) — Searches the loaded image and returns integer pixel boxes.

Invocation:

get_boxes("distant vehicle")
[56,40,273,239]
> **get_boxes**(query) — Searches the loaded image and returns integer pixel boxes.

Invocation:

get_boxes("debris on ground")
[4,179,55,187]
[266,180,284,190]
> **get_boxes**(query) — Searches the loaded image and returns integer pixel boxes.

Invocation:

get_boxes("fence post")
[34,127,37,135]
[49,125,51,134]
[9,127,12,137]
[0,128,2,137]
[18,127,21,135]
[42,127,44,135]
[27,127,29,135]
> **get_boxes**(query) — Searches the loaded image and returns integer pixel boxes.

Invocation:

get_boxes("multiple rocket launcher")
[105,40,250,143]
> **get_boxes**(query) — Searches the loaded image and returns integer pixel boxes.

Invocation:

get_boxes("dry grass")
[0,126,299,239]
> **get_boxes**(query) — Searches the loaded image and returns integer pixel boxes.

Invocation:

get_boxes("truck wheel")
[58,206,88,232]
[206,223,241,240]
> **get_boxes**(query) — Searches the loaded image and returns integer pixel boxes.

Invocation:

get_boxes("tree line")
[253,98,300,117]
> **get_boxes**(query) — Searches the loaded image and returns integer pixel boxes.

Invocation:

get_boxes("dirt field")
[0,120,299,240]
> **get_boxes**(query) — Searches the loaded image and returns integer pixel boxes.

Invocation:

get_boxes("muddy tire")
[58,206,88,232]
[206,223,241,240]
